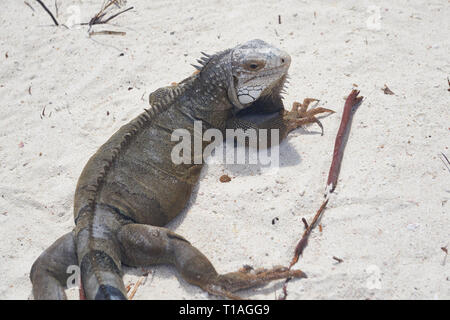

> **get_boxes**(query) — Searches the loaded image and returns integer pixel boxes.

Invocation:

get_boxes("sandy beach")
[0,0,448,299]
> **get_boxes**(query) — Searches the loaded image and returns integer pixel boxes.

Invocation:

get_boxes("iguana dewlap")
[30,39,333,300]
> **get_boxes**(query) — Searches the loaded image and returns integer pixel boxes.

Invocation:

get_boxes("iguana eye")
[244,60,265,71]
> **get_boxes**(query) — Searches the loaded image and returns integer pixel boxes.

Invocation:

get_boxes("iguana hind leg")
[30,231,78,300]
[118,224,306,299]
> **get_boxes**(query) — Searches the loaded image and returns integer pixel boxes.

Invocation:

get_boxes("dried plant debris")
[332,256,344,263]
[281,90,363,298]
[301,217,308,229]
[382,84,395,95]
[219,174,231,183]
[89,30,126,36]
[85,0,133,27]
[34,0,59,26]
[440,153,450,173]
[447,77,450,91]
[442,246,448,266]
[24,1,35,12]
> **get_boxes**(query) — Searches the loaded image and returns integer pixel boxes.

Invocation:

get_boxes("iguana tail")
[75,204,128,300]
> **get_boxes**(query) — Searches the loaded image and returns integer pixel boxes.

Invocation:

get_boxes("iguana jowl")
[30,39,333,300]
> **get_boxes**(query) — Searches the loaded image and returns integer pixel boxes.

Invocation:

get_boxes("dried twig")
[24,1,35,12]
[301,217,309,229]
[79,280,86,300]
[326,90,363,193]
[89,30,126,36]
[83,1,133,26]
[34,0,59,26]
[277,277,291,300]
[281,89,363,298]
[100,6,134,24]
[441,246,448,266]
[289,199,329,268]
[127,276,145,300]
[440,153,450,173]
[54,0,58,18]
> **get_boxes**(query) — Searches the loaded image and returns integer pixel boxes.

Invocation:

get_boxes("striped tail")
[75,204,128,300]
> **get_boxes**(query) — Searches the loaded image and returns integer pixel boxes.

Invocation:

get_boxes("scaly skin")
[30,39,333,300]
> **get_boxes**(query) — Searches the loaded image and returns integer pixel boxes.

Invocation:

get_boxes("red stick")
[280,90,363,299]
[79,280,86,300]
[326,90,363,193]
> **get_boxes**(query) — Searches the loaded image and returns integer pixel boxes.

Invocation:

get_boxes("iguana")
[30,39,333,300]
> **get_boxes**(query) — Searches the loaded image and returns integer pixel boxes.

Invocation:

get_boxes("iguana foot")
[203,265,307,300]
[284,98,334,135]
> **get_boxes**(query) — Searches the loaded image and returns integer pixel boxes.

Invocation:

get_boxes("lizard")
[30,39,334,300]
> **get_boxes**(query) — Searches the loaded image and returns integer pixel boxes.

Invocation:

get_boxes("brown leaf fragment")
[333,256,344,263]
[5,52,8,59]
[219,174,231,183]
[447,77,450,91]
[382,84,395,95]
[442,247,448,254]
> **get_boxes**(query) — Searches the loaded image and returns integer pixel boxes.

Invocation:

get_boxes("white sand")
[0,0,448,300]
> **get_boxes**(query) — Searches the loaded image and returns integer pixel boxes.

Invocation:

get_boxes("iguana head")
[194,39,291,112]
[228,39,291,110]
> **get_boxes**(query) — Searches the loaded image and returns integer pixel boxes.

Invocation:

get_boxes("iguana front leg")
[117,224,305,299]
[285,98,335,135]
[227,98,334,146]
